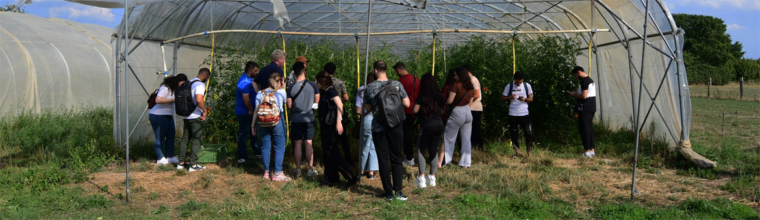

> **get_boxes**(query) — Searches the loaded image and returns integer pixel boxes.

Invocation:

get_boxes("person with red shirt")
[393,62,420,166]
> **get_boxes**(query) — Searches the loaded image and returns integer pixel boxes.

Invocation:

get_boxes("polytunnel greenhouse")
[10,0,712,169]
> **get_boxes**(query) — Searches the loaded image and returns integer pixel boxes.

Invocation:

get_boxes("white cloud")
[48,5,114,22]
[726,24,745,30]
[666,0,760,10]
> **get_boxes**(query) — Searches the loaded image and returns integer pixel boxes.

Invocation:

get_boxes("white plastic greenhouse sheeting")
[0,12,212,142]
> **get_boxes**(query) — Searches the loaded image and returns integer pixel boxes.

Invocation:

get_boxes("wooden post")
[740,77,744,99]
[708,77,711,98]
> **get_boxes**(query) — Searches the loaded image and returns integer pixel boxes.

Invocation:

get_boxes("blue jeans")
[237,114,261,159]
[149,114,175,159]
[261,117,286,172]
[360,114,379,171]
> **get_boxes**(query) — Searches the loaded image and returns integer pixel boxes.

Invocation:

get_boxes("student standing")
[356,73,378,180]
[178,68,211,172]
[236,61,261,163]
[412,73,444,188]
[364,60,411,201]
[287,62,320,177]
[437,70,457,168]
[255,50,286,91]
[325,62,354,168]
[316,71,360,187]
[392,62,420,166]
[463,66,484,150]
[443,67,478,168]
[500,71,534,157]
[252,73,290,181]
[149,74,187,165]
[568,66,597,158]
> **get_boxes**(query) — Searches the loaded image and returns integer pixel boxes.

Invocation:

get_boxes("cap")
[296,56,309,63]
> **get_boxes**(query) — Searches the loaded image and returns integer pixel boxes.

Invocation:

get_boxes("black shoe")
[366,173,375,180]
[348,176,360,186]
[395,192,408,201]
[382,193,394,201]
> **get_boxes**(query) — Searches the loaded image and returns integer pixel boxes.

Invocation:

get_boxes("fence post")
[740,77,744,99]
[708,77,711,98]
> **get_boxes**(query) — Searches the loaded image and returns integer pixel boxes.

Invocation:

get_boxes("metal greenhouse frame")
[42,0,709,202]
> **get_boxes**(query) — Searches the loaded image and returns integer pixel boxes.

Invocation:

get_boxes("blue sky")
[2,0,758,58]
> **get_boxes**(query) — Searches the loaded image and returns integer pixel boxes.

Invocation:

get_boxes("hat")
[296,56,309,63]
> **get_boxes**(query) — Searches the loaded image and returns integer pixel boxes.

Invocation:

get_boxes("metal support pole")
[173,43,179,76]
[740,77,744,99]
[123,0,130,203]
[363,0,373,81]
[708,77,711,98]
[115,27,122,147]
[631,0,651,202]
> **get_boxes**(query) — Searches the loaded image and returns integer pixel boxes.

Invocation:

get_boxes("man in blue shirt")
[254,49,286,91]
[236,61,260,163]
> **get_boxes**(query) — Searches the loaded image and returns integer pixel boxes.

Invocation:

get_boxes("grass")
[1,97,760,218]
[689,82,760,101]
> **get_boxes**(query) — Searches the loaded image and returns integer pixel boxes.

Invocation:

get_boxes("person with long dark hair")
[149,73,187,164]
[412,73,444,188]
[316,71,360,187]
[442,67,478,168]
[438,69,457,168]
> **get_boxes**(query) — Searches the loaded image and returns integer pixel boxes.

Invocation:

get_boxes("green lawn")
[1,98,760,219]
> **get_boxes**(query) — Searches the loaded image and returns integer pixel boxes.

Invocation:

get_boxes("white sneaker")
[176,164,185,170]
[307,169,318,177]
[403,159,416,166]
[414,176,427,188]
[237,158,246,163]
[427,175,436,187]
[189,165,206,172]
[582,152,593,158]
[167,157,179,164]
[295,169,302,177]
[590,151,596,157]
[156,157,169,165]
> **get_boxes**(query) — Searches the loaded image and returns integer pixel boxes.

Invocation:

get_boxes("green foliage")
[0,107,118,191]
[1,186,113,219]
[674,14,747,85]
[730,58,760,81]
[592,198,760,219]
[451,193,579,219]
[178,200,208,218]
[203,39,399,146]
[0,4,26,13]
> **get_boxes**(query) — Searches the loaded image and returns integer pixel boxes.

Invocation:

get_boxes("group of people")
[147,49,598,201]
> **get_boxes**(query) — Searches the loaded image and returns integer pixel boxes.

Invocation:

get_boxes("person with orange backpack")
[252,72,291,181]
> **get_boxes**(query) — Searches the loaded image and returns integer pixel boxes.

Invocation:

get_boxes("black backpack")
[376,80,406,128]
[175,80,200,117]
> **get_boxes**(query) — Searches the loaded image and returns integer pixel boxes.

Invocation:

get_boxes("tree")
[673,14,746,84]
[1,4,26,13]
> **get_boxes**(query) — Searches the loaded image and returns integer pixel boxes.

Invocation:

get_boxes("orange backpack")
[257,90,281,127]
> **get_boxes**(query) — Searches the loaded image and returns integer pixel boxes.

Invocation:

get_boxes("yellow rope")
[356,36,360,91]
[204,33,214,102]
[281,34,290,140]
[432,33,436,76]
[512,35,516,74]
[588,32,594,77]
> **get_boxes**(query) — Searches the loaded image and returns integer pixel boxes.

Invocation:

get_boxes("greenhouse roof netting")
[15,0,701,166]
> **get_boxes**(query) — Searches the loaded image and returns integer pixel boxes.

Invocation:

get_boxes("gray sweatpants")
[443,106,473,167]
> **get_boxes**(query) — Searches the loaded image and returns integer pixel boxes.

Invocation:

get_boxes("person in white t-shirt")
[178,68,211,172]
[500,71,534,157]
[149,74,187,165]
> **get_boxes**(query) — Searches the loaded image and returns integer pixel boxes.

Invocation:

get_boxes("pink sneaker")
[263,171,270,180]
[272,172,292,182]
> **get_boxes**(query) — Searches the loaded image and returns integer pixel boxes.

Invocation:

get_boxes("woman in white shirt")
[149,74,187,164]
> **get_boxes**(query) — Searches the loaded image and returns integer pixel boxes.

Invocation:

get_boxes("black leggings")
[417,122,443,175]
[320,124,354,185]
[509,115,534,150]
[402,114,417,160]
[471,111,483,149]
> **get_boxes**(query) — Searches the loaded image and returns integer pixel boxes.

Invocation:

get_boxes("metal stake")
[124,0,130,203]
[631,0,651,202]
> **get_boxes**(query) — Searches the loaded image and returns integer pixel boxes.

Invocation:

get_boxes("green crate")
[198,144,228,163]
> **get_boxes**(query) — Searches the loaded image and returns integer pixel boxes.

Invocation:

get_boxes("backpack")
[376,80,406,128]
[321,87,342,126]
[257,90,281,127]
[175,80,200,117]
[507,82,531,97]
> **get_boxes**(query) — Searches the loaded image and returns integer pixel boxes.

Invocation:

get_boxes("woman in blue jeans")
[356,73,378,180]
[252,72,291,181]
[149,74,187,165]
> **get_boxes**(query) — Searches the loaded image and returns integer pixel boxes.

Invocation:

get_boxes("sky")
[1,0,758,59]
